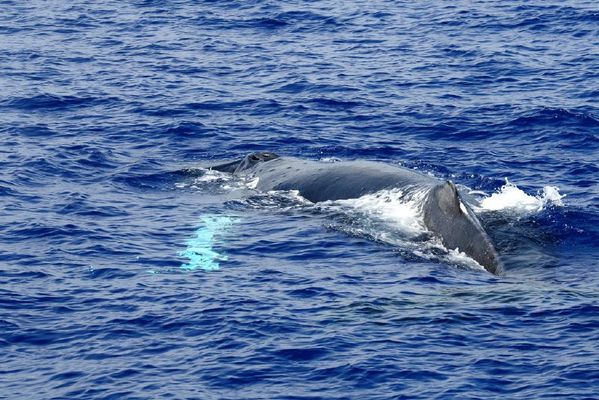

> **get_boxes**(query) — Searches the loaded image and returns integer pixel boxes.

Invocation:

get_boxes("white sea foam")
[479,179,564,214]
[326,189,428,238]
[175,168,232,189]
[195,169,230,182]
[319,157,342,163]
[245,177,259,189]
[446,247,487,272]
[264,189,313,208]
[176,168,263,192]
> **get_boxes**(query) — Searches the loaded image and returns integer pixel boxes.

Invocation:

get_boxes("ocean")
[1,1,598,398]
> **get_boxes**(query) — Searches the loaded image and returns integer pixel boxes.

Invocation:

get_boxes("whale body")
[210,152,502,274]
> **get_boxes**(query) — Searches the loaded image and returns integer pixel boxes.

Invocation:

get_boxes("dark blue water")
[1,1,598,398]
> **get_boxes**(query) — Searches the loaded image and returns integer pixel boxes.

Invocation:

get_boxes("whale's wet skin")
[209,152,502,274]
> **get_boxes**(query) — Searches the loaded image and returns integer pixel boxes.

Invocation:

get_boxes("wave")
[247,11,340,32]
[509,108,599,128]
[1,93,115,111]
[324,189,427,239]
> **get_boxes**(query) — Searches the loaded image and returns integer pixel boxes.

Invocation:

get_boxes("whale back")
[423,181,501,274]
[251,158,434,202]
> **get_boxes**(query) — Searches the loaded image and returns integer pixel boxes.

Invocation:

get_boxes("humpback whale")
[210,152,502,274]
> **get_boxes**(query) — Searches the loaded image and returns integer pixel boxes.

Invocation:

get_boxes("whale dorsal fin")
[434,181,462,215]
[424,181,501,274]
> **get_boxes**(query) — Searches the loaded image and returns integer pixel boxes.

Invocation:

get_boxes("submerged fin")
[423,181,501,274]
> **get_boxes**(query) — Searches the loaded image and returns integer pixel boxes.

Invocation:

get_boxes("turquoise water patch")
[179,215,235,271]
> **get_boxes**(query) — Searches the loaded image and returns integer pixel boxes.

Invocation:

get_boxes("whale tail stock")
[423,181,502,274]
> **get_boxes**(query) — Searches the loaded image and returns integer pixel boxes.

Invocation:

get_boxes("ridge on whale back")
[210,152,502,275]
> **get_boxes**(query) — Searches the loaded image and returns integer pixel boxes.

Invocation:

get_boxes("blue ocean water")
[1,0,598,398]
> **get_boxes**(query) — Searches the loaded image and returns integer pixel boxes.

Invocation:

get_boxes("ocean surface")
[1,1,598,398]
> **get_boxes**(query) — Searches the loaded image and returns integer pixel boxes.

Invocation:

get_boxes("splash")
[246,177,259,189]
[175,168,232,189]
[175,168,258,192]
[319,157,342,163]
[179,215,235,271]
[325,189,428,239]
[446,247,487,272]
[321,189,489,272]
[479,179,564,213]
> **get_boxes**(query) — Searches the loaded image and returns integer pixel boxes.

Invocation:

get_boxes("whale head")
[210,152,279,174]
